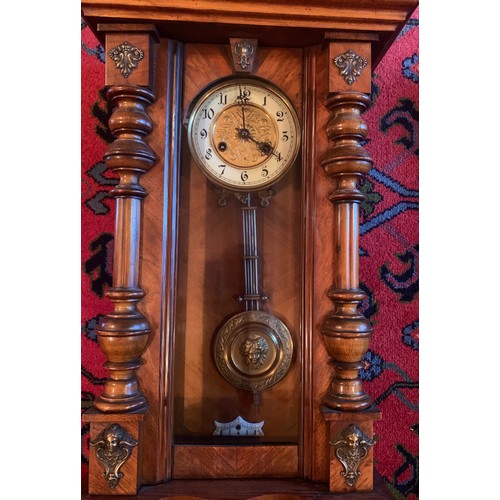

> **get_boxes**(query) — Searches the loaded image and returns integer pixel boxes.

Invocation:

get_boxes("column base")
[83,409,146,495]
[322,405,381,493]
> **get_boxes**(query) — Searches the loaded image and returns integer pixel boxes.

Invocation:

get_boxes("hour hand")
[253,139,273,156]
[236,128,277,158]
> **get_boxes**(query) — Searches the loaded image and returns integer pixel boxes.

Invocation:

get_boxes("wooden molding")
[82,0,418,65]
[83,0,418,32]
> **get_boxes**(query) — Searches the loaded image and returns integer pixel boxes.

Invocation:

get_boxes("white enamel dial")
[187,78,301,191]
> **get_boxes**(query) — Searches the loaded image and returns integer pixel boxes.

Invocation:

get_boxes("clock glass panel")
[173,44,304,446]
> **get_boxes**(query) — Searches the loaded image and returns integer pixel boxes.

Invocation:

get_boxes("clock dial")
[187,78,301,191]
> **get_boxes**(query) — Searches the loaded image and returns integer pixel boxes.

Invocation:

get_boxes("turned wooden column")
[320,90,373,411]
[93,25,158,414]
[94,83,156,413]
[84,25,159,495]
[320,40,381,493]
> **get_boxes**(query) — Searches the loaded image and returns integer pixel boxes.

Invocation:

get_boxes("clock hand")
[247,135,272,156]
[237,85,248,131]
[255,139,281,161]
[236,128,280,159]
[234,88,279,160]
[241,105,247,131]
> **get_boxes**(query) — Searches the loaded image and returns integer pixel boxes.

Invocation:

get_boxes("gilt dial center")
[212,103,278,169]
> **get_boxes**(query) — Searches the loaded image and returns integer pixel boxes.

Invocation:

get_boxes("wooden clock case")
[81,1,418,497]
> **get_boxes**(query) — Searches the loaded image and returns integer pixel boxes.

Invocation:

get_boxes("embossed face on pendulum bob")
[187,79,301,191]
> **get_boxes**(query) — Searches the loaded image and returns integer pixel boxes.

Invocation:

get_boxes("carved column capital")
[321,92,373,184]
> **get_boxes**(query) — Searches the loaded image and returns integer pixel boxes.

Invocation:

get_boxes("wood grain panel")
[173,445,298,478]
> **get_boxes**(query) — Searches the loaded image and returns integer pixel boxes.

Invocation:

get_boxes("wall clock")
[80,1,419,496]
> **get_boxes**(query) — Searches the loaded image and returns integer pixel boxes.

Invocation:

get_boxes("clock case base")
[82,472,394,499]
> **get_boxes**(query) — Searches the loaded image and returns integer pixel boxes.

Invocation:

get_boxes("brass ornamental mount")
[214,310,293,392]
[235,40,254,69]
[108,41,145,78]
[240,334,269,369]
[230,38,258,72]
[330,424,376,487]
[333,49,368,85]
[90,424,138,489]
[216,187,275,207]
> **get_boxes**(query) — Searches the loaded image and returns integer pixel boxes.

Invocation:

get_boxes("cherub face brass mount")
[89,423,138,489]
[330,424,376,487]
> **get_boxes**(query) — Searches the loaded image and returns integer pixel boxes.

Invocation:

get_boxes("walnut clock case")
[81,1,418,497]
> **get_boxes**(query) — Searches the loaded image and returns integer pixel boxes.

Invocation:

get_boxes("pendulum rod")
[240,193,263,311]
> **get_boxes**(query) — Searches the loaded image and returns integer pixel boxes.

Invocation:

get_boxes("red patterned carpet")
[81,9,418,498]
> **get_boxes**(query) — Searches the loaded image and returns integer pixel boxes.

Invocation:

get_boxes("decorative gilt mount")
[330,424,376,487]
[333,49,368,85]
[229,38,258,73]
[213,310,293,392]
[239,334,269,369]
[108,41,145,78]
[90,424,138,489]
